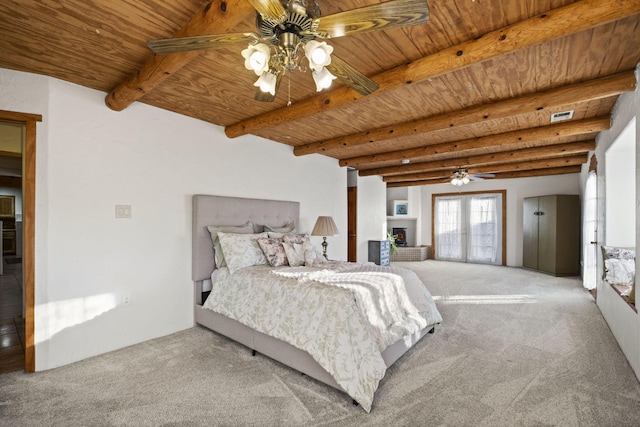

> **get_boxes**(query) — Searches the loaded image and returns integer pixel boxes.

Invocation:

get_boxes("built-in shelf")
[387,216,417,220]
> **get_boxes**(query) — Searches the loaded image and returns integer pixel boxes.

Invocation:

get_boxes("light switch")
[115,204,132,219]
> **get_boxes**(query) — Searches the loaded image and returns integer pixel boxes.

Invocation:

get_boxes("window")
[433,191,505,265]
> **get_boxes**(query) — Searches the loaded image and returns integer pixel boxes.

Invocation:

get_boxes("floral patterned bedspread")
[202,262,442,412]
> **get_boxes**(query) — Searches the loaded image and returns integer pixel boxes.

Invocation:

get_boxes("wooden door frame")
[0,109,40,372]
[347,186,357,262]
[432,190,507,266]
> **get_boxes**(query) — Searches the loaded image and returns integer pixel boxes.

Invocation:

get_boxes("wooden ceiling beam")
[386,166,583,187]
[382,154,588,182]
[359,140,596,177]
[105,0,255,112]
[491,166,583,180]
[295,71,635,156]
[340,116,610,168]
[225,0,640,138]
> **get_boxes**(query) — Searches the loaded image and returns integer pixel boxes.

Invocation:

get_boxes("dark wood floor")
[0,257,24,374]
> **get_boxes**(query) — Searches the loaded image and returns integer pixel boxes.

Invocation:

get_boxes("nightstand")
[368,240,390,266]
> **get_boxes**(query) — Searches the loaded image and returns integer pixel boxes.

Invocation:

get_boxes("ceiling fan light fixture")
[242,43,271,75]
[254,70,278,95]
[451,168,471,186]
[148,0,430,101]
[311,66,336,91]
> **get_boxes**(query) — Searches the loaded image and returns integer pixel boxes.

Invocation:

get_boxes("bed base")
[195,283,435,394]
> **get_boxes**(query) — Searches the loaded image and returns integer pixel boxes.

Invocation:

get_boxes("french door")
[434,192,503,265]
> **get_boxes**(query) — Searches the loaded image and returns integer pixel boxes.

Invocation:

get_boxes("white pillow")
[604,258,635,286]
[267,231,310,241]
[283,233,310,244]
[303,242,327,266]
[282,242,305,267]
[263,221,296,233]
[206,221,255,268]
[218,232,269,274]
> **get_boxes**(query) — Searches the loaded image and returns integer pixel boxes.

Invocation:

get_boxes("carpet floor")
[1,261,639,426]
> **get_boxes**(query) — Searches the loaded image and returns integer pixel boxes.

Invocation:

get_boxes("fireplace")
[392,227,408,247]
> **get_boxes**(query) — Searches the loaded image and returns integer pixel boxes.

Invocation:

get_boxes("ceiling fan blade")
[473,173,496,178]
[255,88,277,102]
[247,0,287,22]
[148,33,259,54]
[254,73,283,102]
[314,0,430,38]
[469,176,485,181]
[325,55,380,96]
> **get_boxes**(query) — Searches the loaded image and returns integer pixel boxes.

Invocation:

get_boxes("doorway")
[0,110,39,373]
[433,190,506,265]
[582,169,598,291]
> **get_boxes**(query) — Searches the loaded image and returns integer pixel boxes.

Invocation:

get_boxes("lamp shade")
[311,216,339,237]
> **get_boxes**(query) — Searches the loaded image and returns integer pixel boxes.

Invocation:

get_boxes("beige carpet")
[1,261,640,426]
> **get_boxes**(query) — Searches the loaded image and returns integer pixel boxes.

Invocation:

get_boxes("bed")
[192,194,442,411]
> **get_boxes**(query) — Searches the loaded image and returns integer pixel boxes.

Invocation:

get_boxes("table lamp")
[311,216,339,259]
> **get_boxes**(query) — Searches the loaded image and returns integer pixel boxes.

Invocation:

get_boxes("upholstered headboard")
[192,195,300,282]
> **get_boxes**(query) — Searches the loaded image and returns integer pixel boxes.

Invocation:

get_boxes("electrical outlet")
[121,293,131,307]
[115,205,132,219]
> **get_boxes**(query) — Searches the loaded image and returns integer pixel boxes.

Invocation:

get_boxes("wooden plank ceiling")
[1,0,639,186]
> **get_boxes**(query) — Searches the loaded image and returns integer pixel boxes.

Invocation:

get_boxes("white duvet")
[203,261,442,412]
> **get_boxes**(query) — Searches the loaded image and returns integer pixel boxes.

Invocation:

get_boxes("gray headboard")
[192,194,300,281]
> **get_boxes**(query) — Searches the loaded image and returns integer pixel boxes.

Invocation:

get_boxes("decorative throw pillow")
[267,232,286,239]
[206,221,255,268]
[283,233,310,245]
[282,242,305,267]
[218,232,268,274]
[604,258,635,286]
[257,237,289,267]
[303,242,327,267]
[263,221,296,233]
[601,245,636,260]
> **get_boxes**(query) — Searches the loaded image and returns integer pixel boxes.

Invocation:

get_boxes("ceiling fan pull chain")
[287,72,292,106]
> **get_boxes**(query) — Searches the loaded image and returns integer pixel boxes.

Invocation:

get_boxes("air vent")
[550,110,574,123]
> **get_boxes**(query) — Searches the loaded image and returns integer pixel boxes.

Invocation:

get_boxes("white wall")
[356,174,387,263]
[418,174,581,266]
[0,68,348,370]
[386,186,422,246]
[585,65,640,380]
[604,119,636,247]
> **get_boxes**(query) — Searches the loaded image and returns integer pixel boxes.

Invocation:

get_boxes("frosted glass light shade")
[253,71,277,95]
[304,40,333,71]
[311,67,336,91]
[241,43,270,75]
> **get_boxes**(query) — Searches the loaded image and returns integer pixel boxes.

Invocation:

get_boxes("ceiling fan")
[450,168,495,186]
[147,0,430,102]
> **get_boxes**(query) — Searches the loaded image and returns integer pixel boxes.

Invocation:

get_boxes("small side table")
[368,240,390,266]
